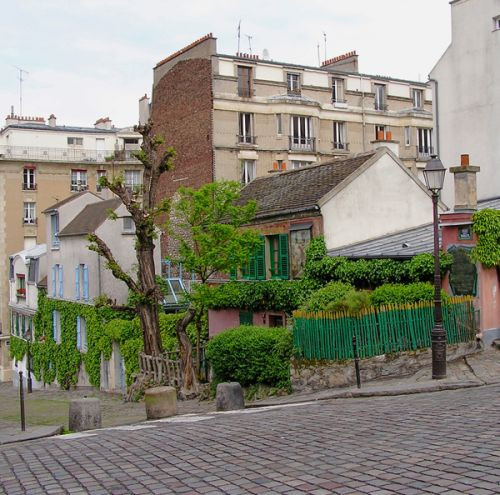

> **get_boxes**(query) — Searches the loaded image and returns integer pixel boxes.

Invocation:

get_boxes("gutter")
[250,204,320,222]
[428,78,440,155]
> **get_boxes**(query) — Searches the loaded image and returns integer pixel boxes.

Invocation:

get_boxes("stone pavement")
[0,384,499,494]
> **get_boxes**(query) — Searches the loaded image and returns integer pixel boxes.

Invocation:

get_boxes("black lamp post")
[423,156,447,379]
[23,327,33,393]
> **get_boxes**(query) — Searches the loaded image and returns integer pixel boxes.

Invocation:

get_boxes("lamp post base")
[431,325,447,379]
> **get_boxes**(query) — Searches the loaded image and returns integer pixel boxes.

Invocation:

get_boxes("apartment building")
[150,34,434,205]
[0,113,142,381]
[430,0,500,205]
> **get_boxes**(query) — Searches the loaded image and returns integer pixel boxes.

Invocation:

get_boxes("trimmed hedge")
[300,281,354,311]
[205,326,293,388]
[371,282,448,307]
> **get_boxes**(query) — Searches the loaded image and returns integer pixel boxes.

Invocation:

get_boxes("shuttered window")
[269,234,289,279]
[241,236,266,280]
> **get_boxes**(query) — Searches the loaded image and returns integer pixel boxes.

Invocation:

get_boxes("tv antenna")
[245,34,253,55]
[322,32,327,64]
[317,43,321,66]
[237,20,241,54]
[14,66,29,116]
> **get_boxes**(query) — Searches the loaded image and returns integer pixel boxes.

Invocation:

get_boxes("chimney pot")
[460,154,469,168]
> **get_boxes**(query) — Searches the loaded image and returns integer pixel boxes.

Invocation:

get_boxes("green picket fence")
[293,297,477,361]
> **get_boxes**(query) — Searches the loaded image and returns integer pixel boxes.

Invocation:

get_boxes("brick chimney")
[94,117,113,130]
[449,154,480,211]
[321,51,358,72]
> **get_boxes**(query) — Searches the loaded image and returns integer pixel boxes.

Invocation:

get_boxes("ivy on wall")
[470,209,500,268]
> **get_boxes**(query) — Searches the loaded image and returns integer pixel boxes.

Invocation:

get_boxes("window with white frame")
[291,160,312,169]
[404,126,411,146]
[28,258,38,283]
[125,170,141,189]
[123,216,135,233]
[417,128,433,156]
[70,170,88,191]
[287,73,301,95]
[238,113,254,144]
[374,84,386,110]
[96,170,107,191]
[74,264,89,301]
[332,78,345,102]
[52,310,61,344]
[23,167,36,190]
[276,114,283,135]
[51,264,63,298]
[67,137,83,146]
[51,213,59,248]
[290,116,313,149]
[333,122,347,150]
[23,202,36,224]
[77,316,87,352]
[412,88,423,109]
[241,160,256,185]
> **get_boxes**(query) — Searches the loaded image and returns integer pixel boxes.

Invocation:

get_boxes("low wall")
[291,342,478,392]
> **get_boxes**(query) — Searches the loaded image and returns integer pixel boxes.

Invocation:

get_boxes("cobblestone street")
[1,385,499,494]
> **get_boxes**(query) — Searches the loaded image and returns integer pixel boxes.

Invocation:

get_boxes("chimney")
[449,154,480,211]
[321,51,358,72]
[371,130,399,157]
[94,117,112,130]
[48,114,57,127]
[138,94,150,125]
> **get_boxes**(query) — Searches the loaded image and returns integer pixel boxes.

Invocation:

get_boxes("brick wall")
[151,57,214,255]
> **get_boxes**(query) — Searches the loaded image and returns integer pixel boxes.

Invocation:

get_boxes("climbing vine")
[470,209,500,268]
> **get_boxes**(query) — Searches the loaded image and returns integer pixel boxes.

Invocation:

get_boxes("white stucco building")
[430,0,500,204]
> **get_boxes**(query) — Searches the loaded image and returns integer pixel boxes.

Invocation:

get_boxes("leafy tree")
[171,181,261,394]
[87,122,175,360]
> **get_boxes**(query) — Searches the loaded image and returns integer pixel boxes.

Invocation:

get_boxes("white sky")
[0,0,452,128]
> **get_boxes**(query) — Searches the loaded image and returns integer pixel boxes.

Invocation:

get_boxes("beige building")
[0,114,142,381]
[150,34,434,205]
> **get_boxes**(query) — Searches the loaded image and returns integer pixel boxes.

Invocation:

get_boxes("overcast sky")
[0,0,452,128]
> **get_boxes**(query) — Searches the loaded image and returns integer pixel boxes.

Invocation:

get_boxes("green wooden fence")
[293,297,477,361]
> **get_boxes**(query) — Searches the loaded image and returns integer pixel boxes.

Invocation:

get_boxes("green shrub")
[300,281,354,311]
[371,282,448,306]
[326,290,372,313]
[205,326,293,388]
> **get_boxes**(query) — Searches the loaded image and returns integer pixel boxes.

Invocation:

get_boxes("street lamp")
[23,327,33,393]
[423,156,447,379]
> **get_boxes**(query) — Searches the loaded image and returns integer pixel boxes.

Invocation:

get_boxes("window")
[412,88,423,109]
[417,128,433,157]
[269,234,289,279]
[332,79,345,103]
[23,167,36,190]
[404,126,411,146]
[375,124,386,140]
[241,160,256,185]
[74,264,89,301]
[77,316,87,352]
[16,275,26,299]
[52,310,61,344]
[287,73,301,95]
[239,311,253,326]
[275,160,286,171]
[125,170,141,189]
[290,226,311,278]
[291,160,312,169]
[290,116,313,150]
[70,170,88,191]
[52,264,63,298]
[241,237,265,280]
[374,84,387,110]
[28,258,38,283]
[123,217,135,233]
[96,170,107,191]
[9,257,14,280]
[276,114,283,135]
[51,213,59,248]
[268,314,284,327]
[333,122,347,150]
[237,66,252,97]
[67,137,83,146]
[23,202,36,225]
[493,15,500,30]
[238,113,254,144]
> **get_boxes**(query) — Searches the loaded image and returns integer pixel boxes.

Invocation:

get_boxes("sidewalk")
[0,349,498,445]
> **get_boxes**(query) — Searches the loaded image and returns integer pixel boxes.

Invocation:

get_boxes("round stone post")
[144,386,178,419]
[216,382,245,411]
[69,398,101,432]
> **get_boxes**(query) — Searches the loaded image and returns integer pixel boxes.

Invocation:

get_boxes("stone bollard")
[69,398,101,432]
[144,386,177,420]
[216,382,245,411]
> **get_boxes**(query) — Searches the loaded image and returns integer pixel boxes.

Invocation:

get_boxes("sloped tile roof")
[58,198,122,237]
[239,151,377,220]
[42,191,100,213]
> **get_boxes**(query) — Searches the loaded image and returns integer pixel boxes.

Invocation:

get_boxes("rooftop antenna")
[322,32,327,64]
[14,66,29,117]
[317,43,320,66]
[245,34,253,55]
[237,20,241,54]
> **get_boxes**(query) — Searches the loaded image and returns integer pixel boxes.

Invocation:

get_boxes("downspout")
[428,78,439,155]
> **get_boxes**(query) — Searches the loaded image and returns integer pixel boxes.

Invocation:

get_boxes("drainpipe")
[428,77,440,156]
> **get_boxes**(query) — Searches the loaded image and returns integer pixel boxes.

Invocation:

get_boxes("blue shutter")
[52,311,57,342]
[76,316,81,350]
[75,266,80,300]
[58,265,63,298]
[52,266,57,297]
[83,265,89,301]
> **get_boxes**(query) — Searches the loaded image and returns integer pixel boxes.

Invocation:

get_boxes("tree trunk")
[195,309,202,375]
[175,306,199,398]
[137,302,162,356]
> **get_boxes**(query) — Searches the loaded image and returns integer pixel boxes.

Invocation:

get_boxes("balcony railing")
[332,142,349,151]
[237,135,257,145]
[23,217,37,225]
[374,102,388,111]
[416,145,434,160]
[0,145,140,163]
[289,136,316,152]
[22,183,37,191]
[70,183,89,192]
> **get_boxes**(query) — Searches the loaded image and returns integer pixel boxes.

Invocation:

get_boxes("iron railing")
[417,145,434,160]
[289,136,316,152]
[332,142,349,151]
[237,135,257,145]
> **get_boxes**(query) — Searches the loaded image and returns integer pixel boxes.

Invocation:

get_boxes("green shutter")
[256,237,266,280]
[278,234,289,279]
[239,311,253,325]
[248,256,256,279]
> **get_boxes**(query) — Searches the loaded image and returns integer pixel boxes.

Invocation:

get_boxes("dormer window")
[412,88,423,109]
[287,73,301,95]
[51,213,60,248]
[493,15,500,30]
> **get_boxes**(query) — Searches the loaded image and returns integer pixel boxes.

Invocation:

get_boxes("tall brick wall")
[151,58,214,256]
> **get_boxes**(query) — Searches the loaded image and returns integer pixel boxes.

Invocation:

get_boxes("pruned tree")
[171,181,261,395]
[88,121,175,358]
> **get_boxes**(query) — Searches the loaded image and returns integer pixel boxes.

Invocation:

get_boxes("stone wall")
[291,342,478,392]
